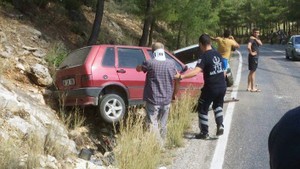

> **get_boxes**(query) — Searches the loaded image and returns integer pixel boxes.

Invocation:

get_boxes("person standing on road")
[211,30,240,77]
[176,34,226,139]
[136,42,180,146]
[270,30,275,45]
[247,28,263,92]
[268,106,300,169]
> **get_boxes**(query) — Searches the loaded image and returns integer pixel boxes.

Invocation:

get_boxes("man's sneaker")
[195,132,209,139]
[216,125,224,136]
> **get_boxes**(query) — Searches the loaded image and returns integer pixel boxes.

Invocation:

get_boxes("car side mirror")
[180,65,188,73]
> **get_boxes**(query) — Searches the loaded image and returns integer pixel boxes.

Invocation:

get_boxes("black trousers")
[198,87,226,134]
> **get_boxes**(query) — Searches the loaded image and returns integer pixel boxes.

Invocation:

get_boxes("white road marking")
[210,51,243,169]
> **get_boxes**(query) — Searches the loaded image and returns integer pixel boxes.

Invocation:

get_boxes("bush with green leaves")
[45,42,68,68]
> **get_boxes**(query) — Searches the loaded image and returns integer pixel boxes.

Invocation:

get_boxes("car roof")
[173,44,199,54]
[94,44,152,50]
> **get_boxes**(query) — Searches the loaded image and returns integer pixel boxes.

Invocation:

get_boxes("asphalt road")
[224,44,300,169]
[168,44,300,169]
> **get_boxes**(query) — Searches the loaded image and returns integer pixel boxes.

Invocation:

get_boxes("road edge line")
[209,51,243,169]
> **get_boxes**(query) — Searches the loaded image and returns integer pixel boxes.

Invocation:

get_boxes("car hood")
[294,44,300,48]
[173,44,202,64]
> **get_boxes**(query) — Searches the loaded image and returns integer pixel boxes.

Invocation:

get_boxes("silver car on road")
[286,35,300,60]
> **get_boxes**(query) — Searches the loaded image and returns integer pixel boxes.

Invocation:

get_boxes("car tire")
[99,94,126,124]
[285,50,289,60]
[291,51,296,61]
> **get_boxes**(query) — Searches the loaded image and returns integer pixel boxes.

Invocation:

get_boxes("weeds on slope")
[114,92,198,168]
[166,92,198,148]
[114,109,161,169]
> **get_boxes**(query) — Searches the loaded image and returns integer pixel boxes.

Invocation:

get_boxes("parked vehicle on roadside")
[56,45,204,123]
[286,35,300,61]
[173,44,234,87]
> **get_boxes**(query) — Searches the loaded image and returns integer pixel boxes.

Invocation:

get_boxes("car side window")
[118,48,146,68]
[102,47,115,67]
[147,50,183,71]
[294,37,300,44]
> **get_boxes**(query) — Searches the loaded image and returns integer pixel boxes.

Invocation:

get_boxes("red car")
[56,45,203,123]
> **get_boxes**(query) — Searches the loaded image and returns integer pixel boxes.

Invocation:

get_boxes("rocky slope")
[0,4,118,169]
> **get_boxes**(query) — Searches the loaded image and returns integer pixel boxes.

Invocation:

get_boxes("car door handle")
[117,69,126,73]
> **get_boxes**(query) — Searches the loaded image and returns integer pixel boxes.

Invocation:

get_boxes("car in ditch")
[173,44,234,87]
[55,45,204,123]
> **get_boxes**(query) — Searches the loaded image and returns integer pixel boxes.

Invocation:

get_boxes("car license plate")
[63,78,75,86]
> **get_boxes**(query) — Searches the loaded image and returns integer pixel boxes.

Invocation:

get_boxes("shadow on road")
[183,132,218,140]
[241,62,300,79]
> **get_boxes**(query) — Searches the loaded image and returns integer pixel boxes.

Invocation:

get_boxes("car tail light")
[81,74,93,87]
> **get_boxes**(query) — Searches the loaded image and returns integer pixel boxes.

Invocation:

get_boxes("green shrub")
[45,42,68,68]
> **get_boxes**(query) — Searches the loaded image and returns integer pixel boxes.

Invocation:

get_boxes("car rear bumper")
[55,87,103,106]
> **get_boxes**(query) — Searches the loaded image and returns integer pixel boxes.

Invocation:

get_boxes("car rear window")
[59,46,92,69]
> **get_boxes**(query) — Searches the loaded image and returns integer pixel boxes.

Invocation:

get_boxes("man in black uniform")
[247,28,263,92]
[176,34,226,139]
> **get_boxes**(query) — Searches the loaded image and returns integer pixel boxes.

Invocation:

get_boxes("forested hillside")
[0,0,299,168]
[1,0,299,50]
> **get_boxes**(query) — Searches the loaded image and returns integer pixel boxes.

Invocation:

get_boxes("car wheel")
[285,50,289,60]
[99,94,126,124]
[291,51,296,61]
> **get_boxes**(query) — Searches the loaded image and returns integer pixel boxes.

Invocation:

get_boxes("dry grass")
[0,58,14,77]
[166,92,199,148]
[0,119,73,168]
[58,93,86,130]
[44,125,70,161]
[71,106,86,129]
[114,111,162,169]
[113,92,199,168]
[26,130,44,168]
[0,137,21,169]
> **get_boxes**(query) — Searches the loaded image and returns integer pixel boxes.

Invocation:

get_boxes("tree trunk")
[139,0,152,46]
[185,31,189,47]
[297,20,299,34]
[176,22,183,49]
[87,0,104,45]
[241,27,244,37]
[148,18,155,47]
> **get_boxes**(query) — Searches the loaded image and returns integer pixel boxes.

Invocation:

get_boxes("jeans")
[145,102,171,145]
